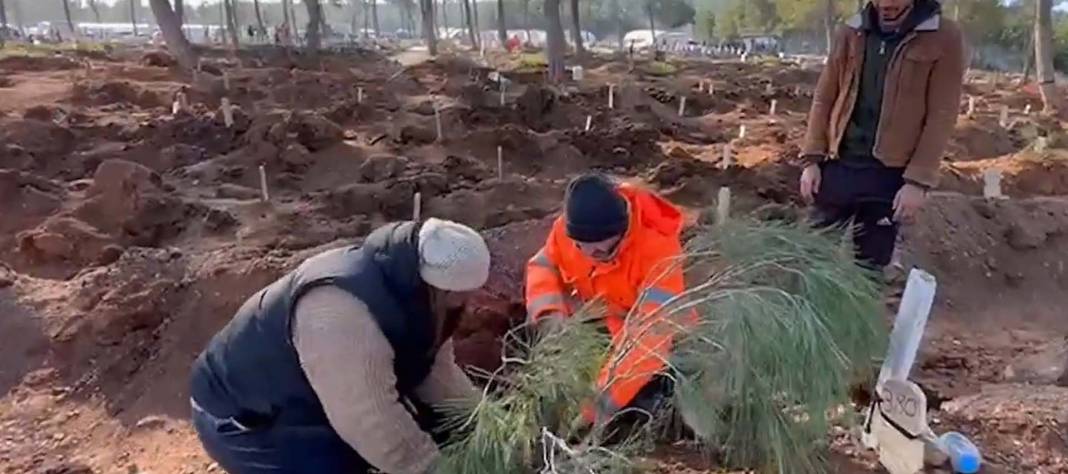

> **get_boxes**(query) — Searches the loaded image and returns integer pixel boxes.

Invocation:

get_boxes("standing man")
[799,0,965,269]
[190,219,491,473]
[525,174,688,430]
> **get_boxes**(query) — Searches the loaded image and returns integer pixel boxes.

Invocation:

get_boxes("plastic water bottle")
[937,432,982,473]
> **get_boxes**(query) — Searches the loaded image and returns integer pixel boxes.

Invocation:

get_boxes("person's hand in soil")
[893,183,927,222]
[800,164,821,203]
[566,413,594,446]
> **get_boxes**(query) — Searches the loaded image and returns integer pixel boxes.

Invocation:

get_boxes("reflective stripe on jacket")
[524,183,688,423]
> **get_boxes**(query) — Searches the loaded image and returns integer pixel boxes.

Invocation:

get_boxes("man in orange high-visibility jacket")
[525,173,687,427]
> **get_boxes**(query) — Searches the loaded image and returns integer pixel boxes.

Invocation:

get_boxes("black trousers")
[811,160,905,269]
[192,397,446,474]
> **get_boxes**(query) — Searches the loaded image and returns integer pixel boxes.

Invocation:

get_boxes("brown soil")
[1,45,1067,474]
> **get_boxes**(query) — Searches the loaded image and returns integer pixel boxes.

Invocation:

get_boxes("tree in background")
[372,0,380,36]
[696,1,716,40]
[253,0,265,35]
[461,0,478,48]
[1035,0,1062,113]
[149,0,197,69]
[306,0,323,48]
[87,0,102,22]
[421,0,437,54]
[440,0,447,37]
[545,0,566,80]
[823,0,834,53]
[130,0,139,35]
[61,0,75,38]
[612,0,623,48]
[282,0,292,40]
[224,0,240,48]
[570,0,583,56]
[497,0,506,45]
[522,0,531,41]
[645,0,656,50]
[174,0,183,24]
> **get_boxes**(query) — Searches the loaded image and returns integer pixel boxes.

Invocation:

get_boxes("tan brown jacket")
[802,13,966,188]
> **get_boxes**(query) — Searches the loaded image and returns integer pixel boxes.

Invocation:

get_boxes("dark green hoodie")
[838,0,942,165]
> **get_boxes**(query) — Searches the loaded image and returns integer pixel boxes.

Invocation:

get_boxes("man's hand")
[800,164,822,204]
[535,313,566,336]
[566,413,594,446]
[893,183,927,222]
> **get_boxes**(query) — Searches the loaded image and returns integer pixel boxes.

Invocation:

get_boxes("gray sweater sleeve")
[414,339,480,407]
[292,285,439,474]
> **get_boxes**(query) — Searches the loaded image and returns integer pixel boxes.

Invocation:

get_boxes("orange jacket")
[525,183,687,423]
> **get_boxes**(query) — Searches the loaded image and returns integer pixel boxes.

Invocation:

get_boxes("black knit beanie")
[565,174,628,243]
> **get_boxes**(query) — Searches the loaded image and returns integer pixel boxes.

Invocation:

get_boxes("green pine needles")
[438,218,887,473]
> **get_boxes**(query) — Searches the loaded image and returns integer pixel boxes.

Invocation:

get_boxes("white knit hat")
[417,218,491,292]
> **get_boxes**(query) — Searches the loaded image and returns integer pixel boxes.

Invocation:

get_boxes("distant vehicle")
[565,30,596,46]
[623,29,667,50]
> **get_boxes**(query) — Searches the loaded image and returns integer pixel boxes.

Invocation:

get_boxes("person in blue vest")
[189,218,492,474]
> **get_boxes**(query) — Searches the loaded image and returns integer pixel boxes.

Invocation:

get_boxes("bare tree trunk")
[282,0,292,40]
[11,0,21,31]
[1022,32,1035,84]
[612,0,623,49]
[496,0,505,45]
[253,0,264,34]
[289,1,299,43]
[544,0,565,81]
[0,0,7,48]
[320,4,329,37]
[461,0,478,48]
[149,0,198,70]
[522,0,531,42]
[363,0,370,37]
[471,0,480,43]
[305,0,323,49]
[371,0,379,36]
[173,0,183,24]
[440,0,448,38]
[1035,0,1061,114]
[824,0,834,54]
[87,0,102,22]
[61,0,75,39]
[131,0,139,36]
[569,0,583,56]
[427,0,435,39]
[646,0,657,53]
[224,0,240,48]
[349,7,357,37]
[420,0,437,54]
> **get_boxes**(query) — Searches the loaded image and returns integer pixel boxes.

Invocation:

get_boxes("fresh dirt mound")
[940,384,1068,472]
[0,55,82,72]
[941,151,1068,197]
[140,51,177,68]
[947,119,1026,161]
[0,118,76,161]
[71,80,167,109]
[906,193,1068,323]
[8,160,196,278]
